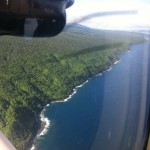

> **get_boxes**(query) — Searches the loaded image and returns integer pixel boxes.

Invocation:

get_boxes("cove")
[33,42,150,150]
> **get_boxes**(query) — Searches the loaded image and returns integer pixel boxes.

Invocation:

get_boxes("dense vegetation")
[0,24,145,150]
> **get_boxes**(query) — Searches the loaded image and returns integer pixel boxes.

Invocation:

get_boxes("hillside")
[0,24,145,150]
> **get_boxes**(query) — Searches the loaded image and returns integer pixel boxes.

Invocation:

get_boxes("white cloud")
[66,0,150,30]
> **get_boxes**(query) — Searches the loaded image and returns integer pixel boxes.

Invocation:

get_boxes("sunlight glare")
[66,0,150,29]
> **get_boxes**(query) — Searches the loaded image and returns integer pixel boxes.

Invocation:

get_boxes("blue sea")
[32,42,150,150]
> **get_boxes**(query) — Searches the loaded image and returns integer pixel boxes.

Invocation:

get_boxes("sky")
[66,0,150,30]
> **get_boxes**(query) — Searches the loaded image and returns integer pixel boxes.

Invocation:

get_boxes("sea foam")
[38,113,51,136]
[30,58,122,150]
[107,66,112,72]
[114,60,120,64]
[30,145,35,150]
[51,80,89,103]
[30,105,51,150]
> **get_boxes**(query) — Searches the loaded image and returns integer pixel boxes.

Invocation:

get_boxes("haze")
[66,0,150,30]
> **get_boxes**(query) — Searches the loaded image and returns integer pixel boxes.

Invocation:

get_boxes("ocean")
[31,42,150,150]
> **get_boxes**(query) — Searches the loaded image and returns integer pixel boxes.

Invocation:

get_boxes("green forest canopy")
[0,25,146,150]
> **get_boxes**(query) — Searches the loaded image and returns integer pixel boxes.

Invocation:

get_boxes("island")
[0,24,145,150]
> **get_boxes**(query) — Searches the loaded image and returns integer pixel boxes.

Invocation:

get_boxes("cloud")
[66,0,150,30]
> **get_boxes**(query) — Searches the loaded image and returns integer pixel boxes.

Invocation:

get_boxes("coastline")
[0,26,148,150]
[30,58,121,150]
[30,105,51,150]
[38,105,51,137]
[29,40,149,150]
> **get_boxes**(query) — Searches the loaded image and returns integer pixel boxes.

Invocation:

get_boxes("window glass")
[0,0,149,150]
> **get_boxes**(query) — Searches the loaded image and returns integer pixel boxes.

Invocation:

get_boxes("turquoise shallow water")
[34,42,150,150]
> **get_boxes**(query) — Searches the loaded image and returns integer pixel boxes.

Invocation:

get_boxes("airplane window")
[0,0,8,8]
[0,0,150,150]
[33,2,40,9]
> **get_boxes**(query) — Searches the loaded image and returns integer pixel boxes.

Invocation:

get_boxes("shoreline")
[30,58,121,150]
[38,108,51,137]
[27,42,148,150]
[30,104,51,150]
